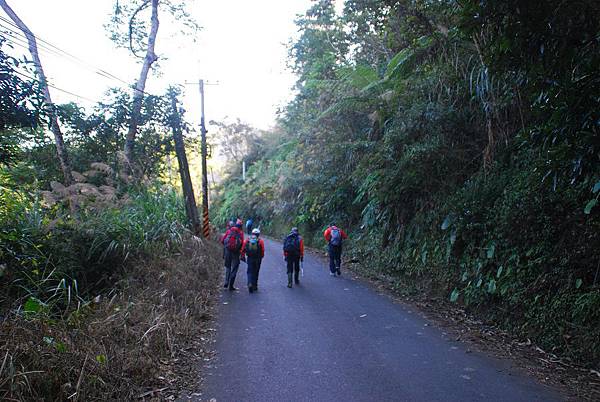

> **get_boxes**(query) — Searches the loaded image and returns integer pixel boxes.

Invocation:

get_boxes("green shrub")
[0,180,189,315]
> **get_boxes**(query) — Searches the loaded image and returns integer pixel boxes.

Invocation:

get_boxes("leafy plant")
[213,0,600,367]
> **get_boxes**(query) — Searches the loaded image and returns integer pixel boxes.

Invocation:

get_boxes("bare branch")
[124,0,160,167]
[128,0,151,58]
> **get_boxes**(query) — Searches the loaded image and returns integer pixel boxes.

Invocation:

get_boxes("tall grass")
[1,177,221,399]
[0,183,189,315]
[83,188,187,263]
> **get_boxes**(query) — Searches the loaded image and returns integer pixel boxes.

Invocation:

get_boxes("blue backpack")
[246,235,260,258]
[283,233,300,256]
[330,228,342,247]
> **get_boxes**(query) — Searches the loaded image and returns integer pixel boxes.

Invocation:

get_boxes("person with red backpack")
[222,221,245,290]
[324,223,348,276]
[283,227,304,288]
[221,220,234,261]
[241,228,265,293]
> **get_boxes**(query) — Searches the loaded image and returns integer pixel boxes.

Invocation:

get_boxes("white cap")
[252,228,260,235]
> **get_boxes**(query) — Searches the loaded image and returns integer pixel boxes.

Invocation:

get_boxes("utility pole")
[199,79,210,238]
[185,78,217,238]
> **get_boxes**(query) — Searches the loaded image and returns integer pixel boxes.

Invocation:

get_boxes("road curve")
[194,238,561,402]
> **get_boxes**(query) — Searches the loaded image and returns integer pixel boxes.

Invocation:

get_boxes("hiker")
[283,227,304,288]
[221,220,234,260]
[323,223,348,276]
[241,228,265,293]
[222,220,244,290]
[245,217,254,235]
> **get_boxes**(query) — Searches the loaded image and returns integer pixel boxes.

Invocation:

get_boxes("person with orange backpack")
[241,228,265,293]
[324,223,348,276]
[222,220,245,290]
[283,227,304,288]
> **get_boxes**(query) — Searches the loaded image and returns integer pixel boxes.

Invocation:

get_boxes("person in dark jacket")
[222,220,234,260]
[323,223,348,276]
[241,228,265,293]
[245,218,254,235]
[283,227,304,288]
[221,221,245,290]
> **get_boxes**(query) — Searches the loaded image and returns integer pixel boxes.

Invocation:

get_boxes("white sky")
[1,0,337,131]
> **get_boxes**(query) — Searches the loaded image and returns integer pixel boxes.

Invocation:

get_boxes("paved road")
[197,238,561,402]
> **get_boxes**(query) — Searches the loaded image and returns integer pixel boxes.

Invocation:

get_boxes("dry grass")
[0,235,221,401]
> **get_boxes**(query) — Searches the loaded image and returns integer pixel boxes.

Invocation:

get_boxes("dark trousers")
[286,256,301,280]
[246,257,262,289]
[328,245,342,273]
[224,249,241,287]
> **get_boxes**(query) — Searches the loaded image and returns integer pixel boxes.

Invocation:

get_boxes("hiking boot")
[248,285,253,293]
[287,282,292,288]
[330,272,335,276]
[223,283,228,288]
[228,286,238,291]
[336,269,341,276]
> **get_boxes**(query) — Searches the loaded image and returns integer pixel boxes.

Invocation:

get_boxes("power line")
[0,19,134,88]
[1,29,72,63]
[0,24,115,83]
[0,15,120,77]
[0,21,78,59]
[2,32,134,92]
[12,69,97,103]
[2,36,98,102]
[0,16,154,96]
[0,15,81,57]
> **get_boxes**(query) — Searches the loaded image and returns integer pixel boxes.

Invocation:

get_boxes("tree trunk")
[0,0,73,185]
[123,0,160,169]
[169,91,201,235]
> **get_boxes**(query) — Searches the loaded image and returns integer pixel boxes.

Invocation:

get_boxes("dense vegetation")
[1,42,191,310]
[0,13,218,397]
[215,0,600,366]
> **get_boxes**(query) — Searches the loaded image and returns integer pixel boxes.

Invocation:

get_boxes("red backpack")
[224,229,242,252]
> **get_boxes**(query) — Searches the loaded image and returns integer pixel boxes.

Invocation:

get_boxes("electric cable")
[0,16,153,96]
[11,68,97,103]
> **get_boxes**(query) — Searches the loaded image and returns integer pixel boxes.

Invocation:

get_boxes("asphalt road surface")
[197,238,561,402]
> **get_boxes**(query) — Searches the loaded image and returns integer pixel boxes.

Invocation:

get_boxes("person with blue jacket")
[245,218,254,235]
